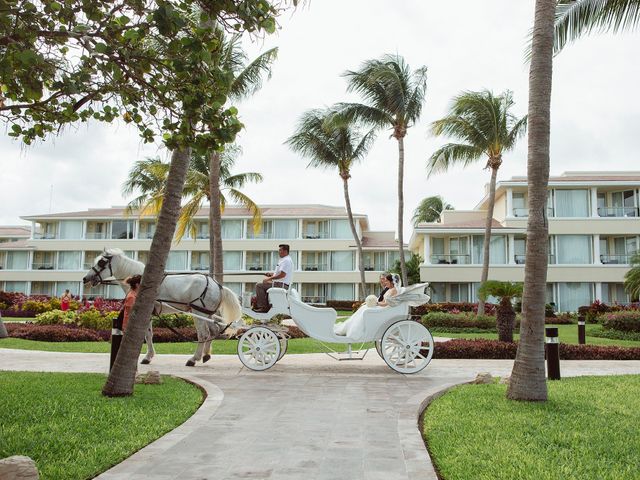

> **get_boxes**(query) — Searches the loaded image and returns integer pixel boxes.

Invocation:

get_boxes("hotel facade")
[0,205,407,303]
[409,171,640,312]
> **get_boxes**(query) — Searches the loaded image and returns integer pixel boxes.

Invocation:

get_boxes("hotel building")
[409,171,640,312]
[0,205,407,303]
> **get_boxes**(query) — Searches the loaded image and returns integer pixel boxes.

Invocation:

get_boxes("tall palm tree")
[207,30,277,282]
[286,108,376,300]
[427,90,527,314]
[624,253,640,300]
[337,54,428,287]
[412,196,454,225]
[507,0,556,402]
[554,0,640,53]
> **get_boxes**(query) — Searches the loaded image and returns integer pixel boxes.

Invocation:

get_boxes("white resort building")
[0,205,407,303]
[409,172,640,312]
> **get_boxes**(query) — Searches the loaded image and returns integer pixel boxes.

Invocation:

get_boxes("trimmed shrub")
[34,309,77,325]
[421,312,496,330]
[589,329,640,342]
[152,314,194,329]
[602,311,640,332]
[10,324,104,342]
[21,300,52,314]
[76,309,118,330]
[412,302,497,317]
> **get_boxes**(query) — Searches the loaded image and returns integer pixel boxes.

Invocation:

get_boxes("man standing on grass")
[253,244,293,313]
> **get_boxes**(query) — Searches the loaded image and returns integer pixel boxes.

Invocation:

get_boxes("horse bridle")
[91,254,115,284]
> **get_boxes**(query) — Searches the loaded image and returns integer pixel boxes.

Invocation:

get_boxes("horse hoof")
[202,354,211,363]
[186,360,196,367]
[140,359,151,365]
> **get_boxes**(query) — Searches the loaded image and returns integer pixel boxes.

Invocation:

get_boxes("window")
[450,283,469,302]
[56,281,79,296]
[222,220,243,239]
[512,192,526,216]
[331,251,354,271]
[301,283,326,303]
[223,251,242,271]
[4,281,27,293]
[108,285,126,300]
[301,252,328,271]
[111,220,134,239]
[363,251,386,271]
[58,251,81,270]
[472,236,506,264]
[191,252,210,271]
[138,221,156,239]
[273,220,298,239]
[31,281,55,296]
[555,189,589,217]
[429,283,446,303]
[6,251,28,270]
[247,220,272,239]
[303,220,329,239]
[58,220,83,239]
[449,236,469,264]
[556,235,591,264]
[330,283,354,301]
[166,251,187,271]
[558,283,592,312]
[84,283,107,298]
[225,283,242,297]
[246,251,273,271]
[388,250,411,269]
[330,219,352,239]
[86,221,107,239]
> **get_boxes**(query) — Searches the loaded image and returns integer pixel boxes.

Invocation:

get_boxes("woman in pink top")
[122,275,142,331]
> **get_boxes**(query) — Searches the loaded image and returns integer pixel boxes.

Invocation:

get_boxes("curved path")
[2,348,639,480]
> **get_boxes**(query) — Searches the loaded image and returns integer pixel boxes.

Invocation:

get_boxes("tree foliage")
[412,195,454,225]
[389,253,423,286]
[624,254,640,301]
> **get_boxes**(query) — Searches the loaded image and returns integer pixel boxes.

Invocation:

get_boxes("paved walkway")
[2,348,640,480]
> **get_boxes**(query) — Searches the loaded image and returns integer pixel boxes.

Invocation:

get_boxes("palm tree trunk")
[497,297,515,343]
[397,136,408,287]
[507,0,554,402]
[477,165,499,315]
[102,145,191,397]
[342,175,366,300]
[209,151,223,283]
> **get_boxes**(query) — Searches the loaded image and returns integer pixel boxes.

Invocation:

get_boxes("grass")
[432,323,640,348]
[0,337,373,354]
[422,375,640,480]
[0,371,202,480]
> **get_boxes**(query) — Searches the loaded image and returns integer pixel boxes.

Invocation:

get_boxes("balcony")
[514,254,557,264]
[597,207,639,218]
[85,232,107,240]
[513,207,555,218]
[247,264,269,271]
[32,262,55,270]
[600,254,633,265]
[33,233,56,239]
[191,264,209,271]
[302,233,330,239]
[301,263,328,271]
[430,254,470,265]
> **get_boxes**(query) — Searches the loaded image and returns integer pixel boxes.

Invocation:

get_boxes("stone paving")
[1,348,640,480]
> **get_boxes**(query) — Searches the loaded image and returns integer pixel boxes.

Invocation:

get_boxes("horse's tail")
[219,286,242,324]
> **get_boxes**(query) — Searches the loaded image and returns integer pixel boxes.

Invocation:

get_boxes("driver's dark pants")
[254,281,289,311]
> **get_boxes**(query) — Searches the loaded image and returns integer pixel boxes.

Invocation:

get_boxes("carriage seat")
[287,289,339,341]
[267,287,290,315]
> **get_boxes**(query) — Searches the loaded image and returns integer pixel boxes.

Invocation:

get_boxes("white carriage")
[237,284,435,374]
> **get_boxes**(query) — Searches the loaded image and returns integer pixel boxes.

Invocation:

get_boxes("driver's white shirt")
[274,255,293,285]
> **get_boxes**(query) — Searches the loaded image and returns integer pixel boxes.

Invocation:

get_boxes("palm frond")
[223,171,264,189]
[228,189,262,225]
[427,143,484,176]
[175,194,206,243]
[624,253,640,299]
[230,47,279,100]
[412,196,454,225]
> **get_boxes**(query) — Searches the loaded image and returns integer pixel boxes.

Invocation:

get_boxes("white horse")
[82,248,242,366]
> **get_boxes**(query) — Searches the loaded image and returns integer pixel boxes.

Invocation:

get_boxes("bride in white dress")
[334,273,400,338]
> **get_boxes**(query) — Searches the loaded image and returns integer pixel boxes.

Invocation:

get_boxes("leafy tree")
[478,281,523,343]
[287,107,376,300]
[1,0,291,397]
[554,0,640,53]
[427,90,527,315]
[507,0,555,402]
[412,196,454,225]
[624,254,640,301]
[390,253,423,286]
[337,54,428,287]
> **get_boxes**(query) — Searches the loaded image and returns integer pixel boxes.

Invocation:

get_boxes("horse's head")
[82,250,116,287]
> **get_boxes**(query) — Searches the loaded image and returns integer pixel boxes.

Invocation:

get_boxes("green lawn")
[0,371,202,480]
[432,323,640,348]
[423,375,640,480]
[0,336,373,354]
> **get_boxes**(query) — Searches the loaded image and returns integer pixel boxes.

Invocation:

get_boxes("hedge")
[412,302,497,316]
[601,311,640,332]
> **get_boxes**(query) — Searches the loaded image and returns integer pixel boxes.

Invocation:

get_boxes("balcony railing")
[363,265,385,271]
[195,234,210,239]
[33,233,56,239]
[137,232,155,239]
[513,207,555,218]
[301,263,328,271]
[191,265,210,271]
[303,232,330,239]
[597,207,639,218]
[430,254,470,265]
[514,254,557,265]
[85,232,107,239]
[600,254,633,265]
[247,264,269,271]
[32,262,55,270]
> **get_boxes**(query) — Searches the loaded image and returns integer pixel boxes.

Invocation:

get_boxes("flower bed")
[412,302,497,316]
[601,310,640,332]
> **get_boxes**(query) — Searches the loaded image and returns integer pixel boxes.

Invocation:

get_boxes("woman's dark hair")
[126,274,142,289]
[384,273,394,283]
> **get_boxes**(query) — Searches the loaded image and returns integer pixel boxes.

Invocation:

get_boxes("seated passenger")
[334,273,400,338]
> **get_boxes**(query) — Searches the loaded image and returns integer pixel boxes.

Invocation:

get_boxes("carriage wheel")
[277,333,288,361]
[380,320,434,374]
[237,326,281,371]
[375,340,383,359]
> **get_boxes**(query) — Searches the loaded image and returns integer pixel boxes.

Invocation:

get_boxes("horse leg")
[186,318,208,367]
[202,320,219,363]
[141,325,155,365]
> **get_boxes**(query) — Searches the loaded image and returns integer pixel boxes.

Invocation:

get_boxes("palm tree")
[624,254,640,300]
[554,0,640,53]
[286,108,376,300]
[412,196,454,225]
[337,54,428,287]
[478,281,523,343]
[427,90,527,315]
[122,149,263,272]
[207,30,277,282]
[507,0,556,402]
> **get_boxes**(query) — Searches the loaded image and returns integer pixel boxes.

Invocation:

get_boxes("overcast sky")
[1,0,639,238]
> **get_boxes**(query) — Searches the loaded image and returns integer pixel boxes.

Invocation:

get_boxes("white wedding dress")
[333,289,395,339]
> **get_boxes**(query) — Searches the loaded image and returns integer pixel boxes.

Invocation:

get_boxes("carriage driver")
[252,244,293,313]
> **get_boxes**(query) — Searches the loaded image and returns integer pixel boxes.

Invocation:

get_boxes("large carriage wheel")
[375,340,383,359]
[237,326,281,371]
[277,332,288,361]
[380,319,434,374]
